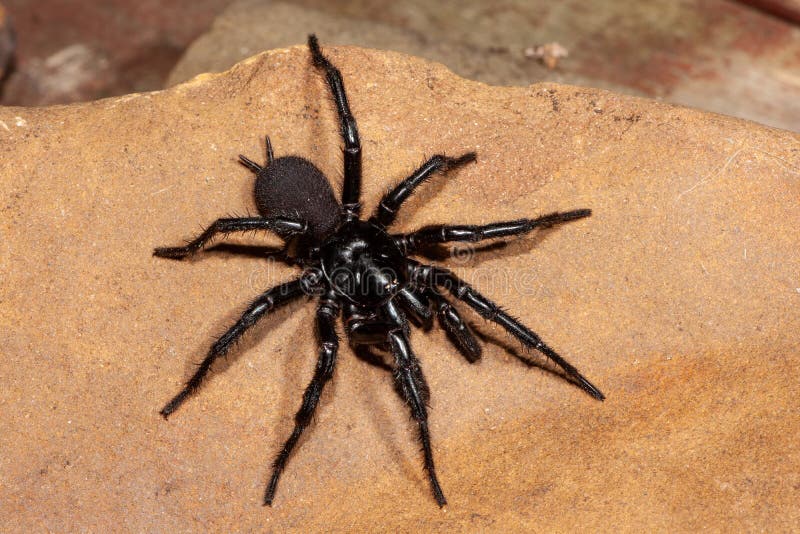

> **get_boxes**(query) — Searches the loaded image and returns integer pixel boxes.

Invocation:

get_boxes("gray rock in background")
[0,4,14,81]
[168,0,800,132]
[167,0,582,91]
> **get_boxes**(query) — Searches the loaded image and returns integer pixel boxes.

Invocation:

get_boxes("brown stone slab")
[174,0,800,131]
[1,45,798,531]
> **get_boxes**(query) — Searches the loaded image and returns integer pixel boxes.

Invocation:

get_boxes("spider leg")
[265,291,340,505]
[387,327,446,507]
[426,289,482,363]
[394,209,591,254]
[395,287,433,328]
[410,261,605,401]
[344,299,444,505]
[153,217,306,259]
[373,153,477,228]
[160,276,310,418]
[308,34,362,218]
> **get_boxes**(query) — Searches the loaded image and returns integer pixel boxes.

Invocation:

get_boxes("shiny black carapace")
[154,34,604,507]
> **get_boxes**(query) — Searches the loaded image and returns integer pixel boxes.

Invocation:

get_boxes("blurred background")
[0,0,798,131]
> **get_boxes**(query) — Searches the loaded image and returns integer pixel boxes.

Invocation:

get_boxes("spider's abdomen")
[255,156,342,242]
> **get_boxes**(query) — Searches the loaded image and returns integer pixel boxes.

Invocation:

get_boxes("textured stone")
[166,0,491,91]
[1,45,798,531]
[0,3,13,80]
[744,0,800,23]
[169,0,800,132]
[0,0,232,105]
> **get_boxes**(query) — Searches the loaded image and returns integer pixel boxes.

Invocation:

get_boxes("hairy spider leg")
[153,217,307,259]
[425,288,482,363]
[308,34,362,217]
[344,299,444,505]
[395,284,482,363]
[411,262,605,401]
[160,277,308,418]
[387,326,446,507]
[393,210,592,364]
[373,153,477,227]
[394,209,592,254]
[264,292,340,506]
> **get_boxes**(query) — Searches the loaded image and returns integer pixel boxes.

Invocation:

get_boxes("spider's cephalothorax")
[154,35,604,507]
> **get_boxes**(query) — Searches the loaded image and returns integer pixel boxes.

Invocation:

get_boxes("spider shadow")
[188,250,345,480]
[413,224,576,268]
[179,288,338,487]
[178,245,299,376]
[470,320,592,396]
[352,346,433,489]
[204,243,293,264]
[166,243,312,421]
[176,289,312,389]
[414,241,507,264]
[305,59,335,178]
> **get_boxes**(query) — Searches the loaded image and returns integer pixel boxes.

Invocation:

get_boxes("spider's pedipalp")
[395,287,433,328]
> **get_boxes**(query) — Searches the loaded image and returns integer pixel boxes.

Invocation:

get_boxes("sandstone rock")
[1,45,798,531]
[745,0,800,24]
[169,0,800,132]
[167,0,523,92]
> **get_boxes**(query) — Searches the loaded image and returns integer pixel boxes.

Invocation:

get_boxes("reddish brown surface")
[0,4,12,81]
[1,46,798,530]
[571,1,792,94]
[1,0,234,104]
[739,0,800,23]
[5,0,800,132]
[282,0,800,131]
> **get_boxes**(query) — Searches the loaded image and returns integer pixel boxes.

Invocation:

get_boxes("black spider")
[154,35,604,507]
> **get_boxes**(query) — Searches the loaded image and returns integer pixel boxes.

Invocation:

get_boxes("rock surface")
[1,45,799,531]
[0,0,232,105]
[0,3,13,81]
[169,0,800,132]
